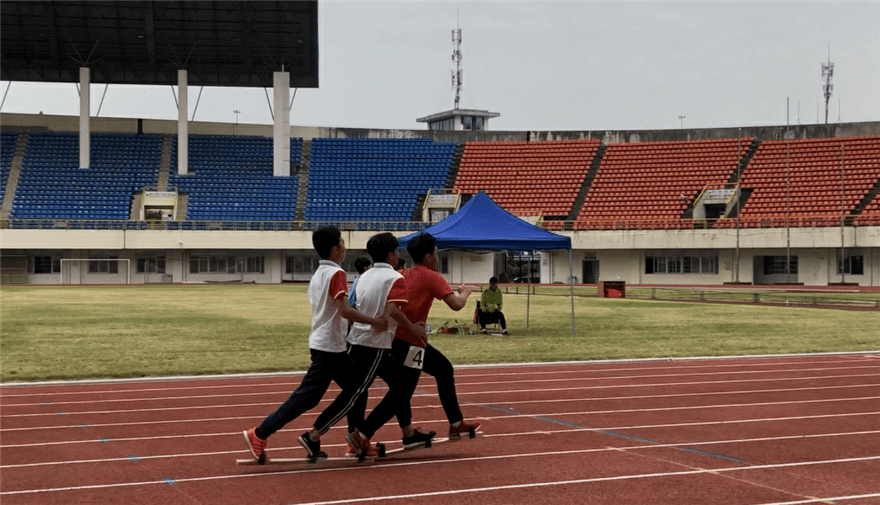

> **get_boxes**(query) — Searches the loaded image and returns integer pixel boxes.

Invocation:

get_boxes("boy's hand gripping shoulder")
[386,302,428,347]
[334,297,389,331]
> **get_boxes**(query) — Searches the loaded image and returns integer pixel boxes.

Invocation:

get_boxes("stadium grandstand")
[1,1,878,287]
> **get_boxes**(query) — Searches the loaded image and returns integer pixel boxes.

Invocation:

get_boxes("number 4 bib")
[403,345,425,370]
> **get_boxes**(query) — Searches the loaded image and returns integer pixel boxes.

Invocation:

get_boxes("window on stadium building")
[33,255,61,274]
[286,255,320,275]
[190,255,264,274]
[645,253,719,274]
[137,257,166,274]
[763,256,798,275]
[837,252,864,275]
[89,256,119,274]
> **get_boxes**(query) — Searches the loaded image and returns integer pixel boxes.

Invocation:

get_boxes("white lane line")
[3,353,876,393]
[3,410,878,449]
[3,428,879,470]
[2,455,877,498]
[2,372,877,412]
[4,393,879,433]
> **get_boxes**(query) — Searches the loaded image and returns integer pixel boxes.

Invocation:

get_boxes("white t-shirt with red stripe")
[347,262,408,349]
[307,259,349,353]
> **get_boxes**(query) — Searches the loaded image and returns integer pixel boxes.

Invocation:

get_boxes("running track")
[2,353,879,505]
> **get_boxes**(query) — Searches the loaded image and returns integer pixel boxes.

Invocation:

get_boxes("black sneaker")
[402,428,436,449]
[298,432,327,460]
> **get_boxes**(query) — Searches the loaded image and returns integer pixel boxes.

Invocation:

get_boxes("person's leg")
[497,311,507,331]
[357,351,415,438]
[344,344,385,435]
[312,350,379,436]
[390,338,418,429]
[478,310,488,330]
[420,344,463,424]
[387,339,435,446]
[420,344,481,437]
[244,349,334,460]
[255,349,333,439]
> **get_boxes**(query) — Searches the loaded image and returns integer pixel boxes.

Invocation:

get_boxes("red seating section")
[573,138,751,230]
[732,135,880,228]
[454,140,600,217]
[854,195,880,226]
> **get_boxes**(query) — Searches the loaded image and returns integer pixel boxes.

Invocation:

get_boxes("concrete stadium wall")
[4,113,878,144]
[5,227,877,286]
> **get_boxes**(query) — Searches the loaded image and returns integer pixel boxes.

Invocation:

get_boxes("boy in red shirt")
[393,232,482,439]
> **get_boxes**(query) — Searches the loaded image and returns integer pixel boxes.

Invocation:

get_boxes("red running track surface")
[2,353,879,505]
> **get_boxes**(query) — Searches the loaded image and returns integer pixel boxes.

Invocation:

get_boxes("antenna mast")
[821,43,834,124]
[451,16,463,110]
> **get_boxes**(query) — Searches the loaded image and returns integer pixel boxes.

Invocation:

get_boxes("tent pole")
[569,249,576,338]
[527,271,531,329]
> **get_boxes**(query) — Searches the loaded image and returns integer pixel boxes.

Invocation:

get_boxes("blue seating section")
[1,131,17,205]
[305,138,455,221]
[168,135,301,221]
[10,132,161,220]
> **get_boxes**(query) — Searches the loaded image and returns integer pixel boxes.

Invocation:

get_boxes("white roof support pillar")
[79,67,90,169]
[177,69,189,175]
[273,71,291,177]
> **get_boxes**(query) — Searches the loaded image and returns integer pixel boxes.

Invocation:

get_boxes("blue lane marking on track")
[99,437,111,443]
[479,403,747,464]
[127,455,141,462]
[678,447,747,463]
[163,477,177,486]
[56,412,67,416]
[598,430,655,444]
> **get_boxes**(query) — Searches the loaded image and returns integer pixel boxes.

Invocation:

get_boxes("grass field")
[1,284,878,382]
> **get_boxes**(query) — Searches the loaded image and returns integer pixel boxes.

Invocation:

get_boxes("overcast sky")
[2,1,878,132]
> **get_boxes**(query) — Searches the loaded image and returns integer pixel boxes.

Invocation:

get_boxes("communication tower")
[452,21,463,110]
[822,45,834,124]
[416,17,499,131]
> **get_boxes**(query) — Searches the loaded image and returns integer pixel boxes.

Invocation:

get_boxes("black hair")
[406,233,437,264]
[354,257,372,274]
[489,276,498,284]
[312,226,342,259]
[366,232,399,264]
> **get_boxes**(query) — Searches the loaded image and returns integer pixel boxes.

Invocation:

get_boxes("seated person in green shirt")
[479,276,509,335]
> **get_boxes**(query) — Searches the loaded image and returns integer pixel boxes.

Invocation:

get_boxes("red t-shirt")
[395,265,453,346]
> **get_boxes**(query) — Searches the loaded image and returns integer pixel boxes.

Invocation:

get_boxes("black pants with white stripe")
[346,343,416,439]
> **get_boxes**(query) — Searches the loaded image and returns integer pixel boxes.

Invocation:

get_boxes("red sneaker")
[345,440,378,458]
[345,430,377,459]
[449,421,481,439]
[243,427,267,460]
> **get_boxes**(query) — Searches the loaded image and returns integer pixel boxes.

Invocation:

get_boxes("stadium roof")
[0,0,318,88]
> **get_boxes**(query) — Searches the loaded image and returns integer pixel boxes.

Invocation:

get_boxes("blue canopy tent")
[399,192,576,337]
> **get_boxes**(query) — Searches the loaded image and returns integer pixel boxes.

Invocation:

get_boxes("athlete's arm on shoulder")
[386,302,427,347]
[334,296,388,331]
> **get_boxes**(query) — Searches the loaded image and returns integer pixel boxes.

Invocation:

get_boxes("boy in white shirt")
[344,232,432,458]
[243,226,387,462]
